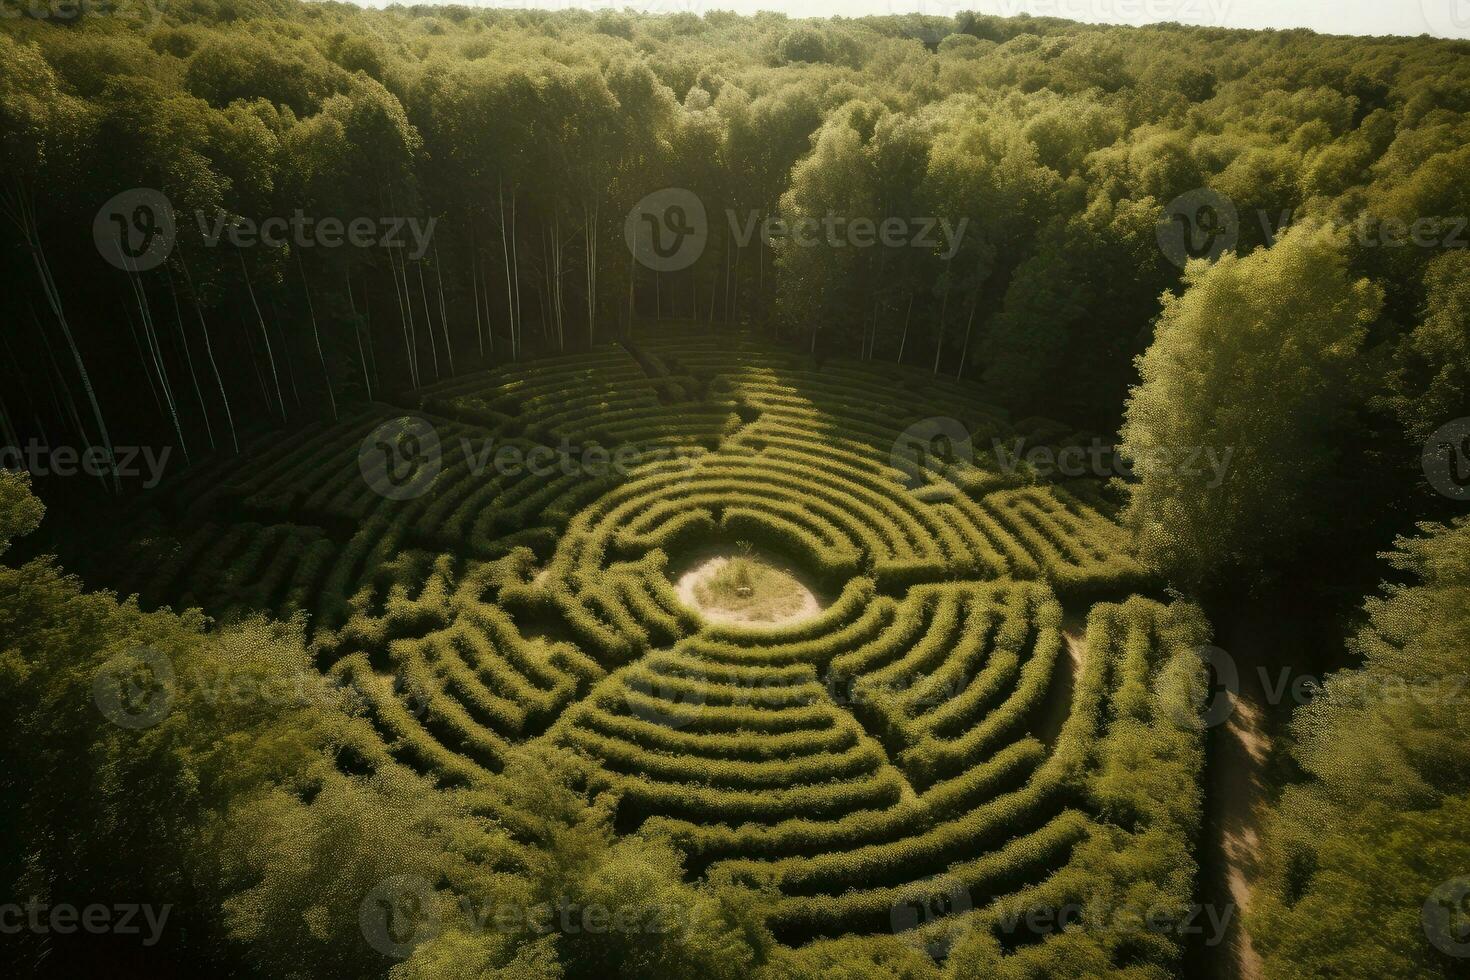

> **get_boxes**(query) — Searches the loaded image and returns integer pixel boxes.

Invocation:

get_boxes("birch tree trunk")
[239,249,286,421]
[7,185,120,490]
[346,267,373,401]
[167,266,215,451]
[178,253,239,453]
[432,243,454,374]
[297,252,337,421]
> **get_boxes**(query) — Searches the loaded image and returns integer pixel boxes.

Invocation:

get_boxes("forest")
[1,3,1468,978]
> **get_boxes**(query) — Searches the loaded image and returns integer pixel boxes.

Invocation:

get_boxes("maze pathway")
[101,326,1205,962]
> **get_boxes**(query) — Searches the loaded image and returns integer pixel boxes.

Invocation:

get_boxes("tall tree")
[1119,224,1382,590]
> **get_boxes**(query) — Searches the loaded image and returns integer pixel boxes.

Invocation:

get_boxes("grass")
[689,553,817,624]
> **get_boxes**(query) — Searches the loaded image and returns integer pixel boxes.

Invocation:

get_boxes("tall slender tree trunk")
[539,231,552,346]
[8,185,119,490]
[124,304,165,416]
[469,224,485,361]
[364,283,380,389]
[898,293,913,364]
[730,238,741,325]
[706,258,716,330]
[178,252,238,453]
[722,227,733,325]
[387,247,418,389]
[127,255,189,463]
[399,249,422,387]
[297,252,337,421]
[240,313,272,412]
[416,261,441,381]
[270,301,301,409]
[238,249,286,421]
[583,199,599,348]
[548,216,565,351]
[932,258,953,376]
[346,267,373,402]
[432,243,454,374]
[167,266,215,451]
[510,187,522,360]
[626,262,635,339]
[479,225,495,356]
[956,287,980,381]
[757,230,765,327]
[498,180,515,359]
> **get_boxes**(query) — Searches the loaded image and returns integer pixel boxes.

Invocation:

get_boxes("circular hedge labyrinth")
[102,326,1211,965]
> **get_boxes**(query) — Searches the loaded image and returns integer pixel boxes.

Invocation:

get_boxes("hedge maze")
[102,326,1210,972]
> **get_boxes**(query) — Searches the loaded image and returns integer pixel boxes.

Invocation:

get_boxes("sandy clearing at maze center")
[674,551,824,626]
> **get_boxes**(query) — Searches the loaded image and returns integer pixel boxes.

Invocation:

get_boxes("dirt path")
[1032,610,1089,748]
[1055,602,1275,980]
[1198,675,1270,980]
[1190,601,1314,980]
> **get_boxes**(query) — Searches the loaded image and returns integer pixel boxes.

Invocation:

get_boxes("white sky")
[348,0,1469,40]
